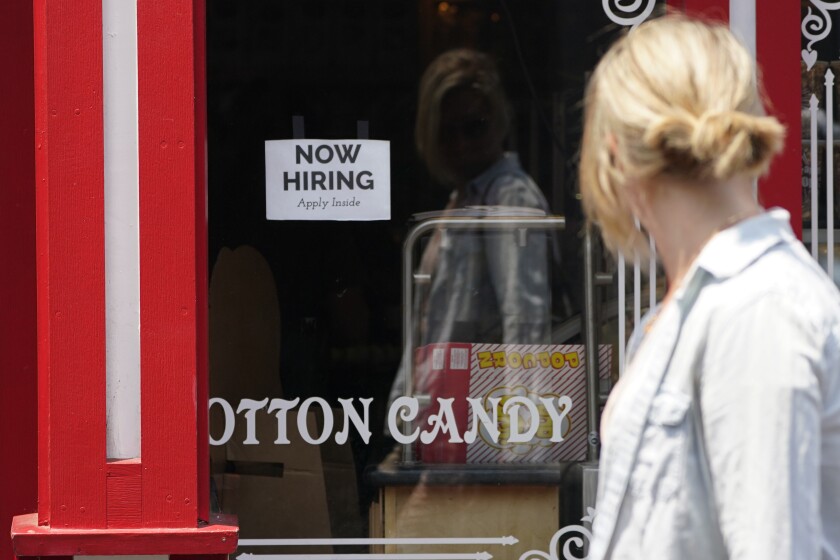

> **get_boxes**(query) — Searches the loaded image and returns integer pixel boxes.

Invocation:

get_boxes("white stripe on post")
[103,0,140,459]
[730,0,758,199]
[729,0,756,61]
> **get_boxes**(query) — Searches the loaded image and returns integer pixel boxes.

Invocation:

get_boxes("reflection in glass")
[206,1,647,557]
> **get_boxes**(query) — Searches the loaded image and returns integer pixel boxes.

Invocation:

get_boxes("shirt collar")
[466,152,520,197]
[634,209,794,336]
[693,207,794,280]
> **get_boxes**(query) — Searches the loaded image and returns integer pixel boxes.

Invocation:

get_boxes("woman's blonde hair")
[579,16,785,255]
[415,49,510,185]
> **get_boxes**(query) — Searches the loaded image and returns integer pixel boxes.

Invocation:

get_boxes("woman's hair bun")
[644,109,785,181]
[579,16,789,257]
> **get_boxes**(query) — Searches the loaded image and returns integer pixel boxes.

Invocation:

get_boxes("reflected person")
[413,48,552,347]
[389,49,553,408]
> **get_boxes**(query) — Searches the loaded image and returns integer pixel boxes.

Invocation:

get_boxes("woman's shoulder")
[479,155,547,210]
[717,240,840,327]
[698,241,840,392]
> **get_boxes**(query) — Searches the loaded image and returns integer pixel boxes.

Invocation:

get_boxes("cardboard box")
[209,245,283,475]
[209,246,361,546]
[218,407,361,551]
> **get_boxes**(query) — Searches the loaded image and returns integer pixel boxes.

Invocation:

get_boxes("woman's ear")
[606,133,621,171]
[607,133,644,218]
[607,134,654,228]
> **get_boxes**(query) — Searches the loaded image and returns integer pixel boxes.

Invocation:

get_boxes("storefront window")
[206,2,664,557]
[802,0,840,282]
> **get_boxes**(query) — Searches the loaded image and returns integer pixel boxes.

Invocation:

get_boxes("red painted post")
[11,0,236,556]
[34,0,109,530]
[137,0,201,528]
[0,2,37,560]
[757,0,803,237]
[674,0,730,21]
[193,0,212,522]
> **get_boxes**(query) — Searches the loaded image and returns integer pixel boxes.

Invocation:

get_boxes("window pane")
[207,1,664,556]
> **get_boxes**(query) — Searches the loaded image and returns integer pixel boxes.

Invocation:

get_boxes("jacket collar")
[694,207,793,280]
[463,152,521,201]
[591,209,793,558]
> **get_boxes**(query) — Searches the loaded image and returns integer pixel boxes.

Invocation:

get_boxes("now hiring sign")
[265,139,391,221]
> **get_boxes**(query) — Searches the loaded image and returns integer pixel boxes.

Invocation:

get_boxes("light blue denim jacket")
[592,209,840,559]
[387,153,551,408]
[422,152,551,345]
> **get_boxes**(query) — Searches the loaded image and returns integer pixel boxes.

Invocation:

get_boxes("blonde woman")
[580,17,840,559]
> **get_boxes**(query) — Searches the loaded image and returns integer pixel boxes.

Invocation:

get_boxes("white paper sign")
[265,139,390,221]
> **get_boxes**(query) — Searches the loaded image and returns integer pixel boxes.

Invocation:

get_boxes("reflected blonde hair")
[579,16,785,255]
[415,49,510,185]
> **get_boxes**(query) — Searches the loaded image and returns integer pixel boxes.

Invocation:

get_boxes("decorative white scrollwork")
[802,1,840,70]
[518,509,597,560]
[602,0,656,29]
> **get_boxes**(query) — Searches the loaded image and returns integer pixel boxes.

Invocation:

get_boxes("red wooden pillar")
[667,0,803,237]
[756,0,802,237]
[10,0,237,557]
[0,2,37,560]
[669,0,729,21]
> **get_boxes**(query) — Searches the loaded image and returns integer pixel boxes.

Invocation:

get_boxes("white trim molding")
[602,0,656,29]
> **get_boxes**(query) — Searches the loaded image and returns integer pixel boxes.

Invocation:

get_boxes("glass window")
[801,0,840,283]
[207,2,665,557]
